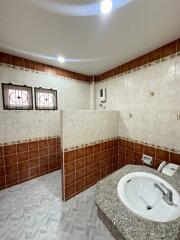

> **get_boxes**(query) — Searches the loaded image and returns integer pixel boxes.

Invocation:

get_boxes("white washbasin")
[117,172,180,222]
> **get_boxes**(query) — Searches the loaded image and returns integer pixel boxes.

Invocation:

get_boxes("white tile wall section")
[0,110,60,144]
[95,55,180,151]
[1,55,180,151]
[62,110,119,149]
[90,81,95,110]
[0,65,91,144]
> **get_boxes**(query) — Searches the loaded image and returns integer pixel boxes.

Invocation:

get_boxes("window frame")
[2,83,33,110]
[34,87,58,110]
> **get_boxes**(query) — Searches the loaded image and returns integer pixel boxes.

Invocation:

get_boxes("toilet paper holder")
[142,154,153,166]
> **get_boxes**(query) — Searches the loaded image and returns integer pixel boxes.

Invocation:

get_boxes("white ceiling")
[0,0,180,75]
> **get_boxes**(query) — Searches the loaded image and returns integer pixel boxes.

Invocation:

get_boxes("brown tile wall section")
[0,52,91,83]
[63,136,180,201]
[0,136,61,190]
[96,39,180,82]
[1,39,179,84]
[118,137,180,170]
[63,139,119,200]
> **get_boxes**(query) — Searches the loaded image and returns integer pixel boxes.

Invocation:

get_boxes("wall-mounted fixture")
[100,88,106,103]
[142,154,153,166]
[177,114,180,120]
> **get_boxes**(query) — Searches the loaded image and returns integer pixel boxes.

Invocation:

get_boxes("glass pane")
[35,88,57,110]
[9,89,29,107]
[38,92,53,108]
[2,83,33,110]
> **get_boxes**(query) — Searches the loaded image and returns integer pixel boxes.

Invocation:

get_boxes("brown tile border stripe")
[96,38,180,82]
[0,135,61,147]
[0,52,91,83]
[1,39,179,84]
[0,136,61,190]
[63,137,119,152]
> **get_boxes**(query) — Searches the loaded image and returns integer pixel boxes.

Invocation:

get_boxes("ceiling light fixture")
[57,56,65,63]
[100,0,113,14]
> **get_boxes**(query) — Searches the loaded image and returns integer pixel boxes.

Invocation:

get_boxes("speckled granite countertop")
[95,165,180,240]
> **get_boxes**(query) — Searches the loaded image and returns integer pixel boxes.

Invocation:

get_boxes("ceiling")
[0,0,180,75]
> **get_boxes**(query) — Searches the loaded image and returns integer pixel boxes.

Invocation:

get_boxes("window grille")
[2,83,33,110]
[34,87,57,110]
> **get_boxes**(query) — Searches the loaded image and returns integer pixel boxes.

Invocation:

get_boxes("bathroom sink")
[117,172,180,222]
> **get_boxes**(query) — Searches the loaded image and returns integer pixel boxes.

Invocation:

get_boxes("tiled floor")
[0,171,114,240]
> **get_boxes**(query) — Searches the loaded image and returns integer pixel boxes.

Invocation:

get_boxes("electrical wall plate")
[100,88,106,102]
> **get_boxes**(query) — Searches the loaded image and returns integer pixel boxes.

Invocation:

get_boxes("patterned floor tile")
[0,171,114,240]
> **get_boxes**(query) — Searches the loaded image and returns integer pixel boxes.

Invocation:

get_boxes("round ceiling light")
[100,0,113,14]
[57,56,65,63]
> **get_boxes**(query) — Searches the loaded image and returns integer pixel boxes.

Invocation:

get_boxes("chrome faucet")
[154,182,174,205]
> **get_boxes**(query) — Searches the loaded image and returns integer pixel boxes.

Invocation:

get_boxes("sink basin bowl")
[117,172,180,222]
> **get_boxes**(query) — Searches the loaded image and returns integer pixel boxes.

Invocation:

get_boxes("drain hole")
[127,179,132,183]
[146,206,152,210]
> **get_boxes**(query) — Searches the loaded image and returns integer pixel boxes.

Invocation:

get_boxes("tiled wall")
[118,137,180,170]
[96,39,180,81]
[0,52,91,82]
[63,138,118,200]
[95,55,180,152]
[63,135,180,200]
[0,54,91,189]
[0,136,61,190]
[0,62,90,144]
[61,110,119,200]
[1,39,180,193]
[0,52,91,189]
[1,39,179,83]
[62,110,119,149]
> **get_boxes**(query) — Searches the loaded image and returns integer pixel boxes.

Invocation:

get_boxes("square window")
[34,87,58,110]
[2,83,33,110]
